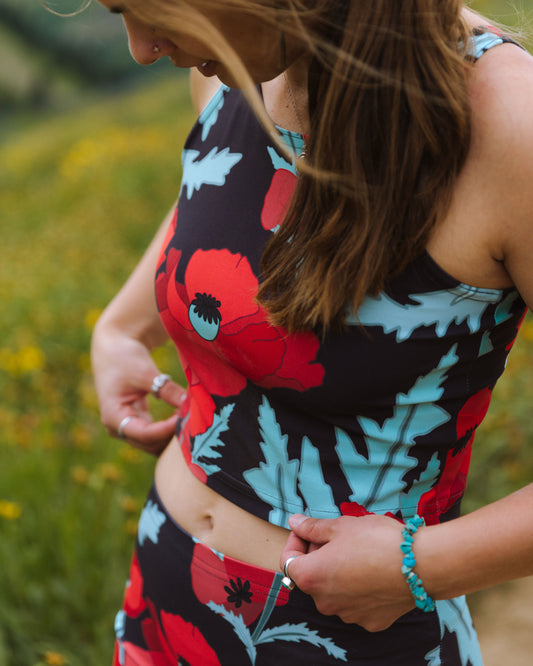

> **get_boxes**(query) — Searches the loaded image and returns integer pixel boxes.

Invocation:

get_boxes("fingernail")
[289,514,306,528]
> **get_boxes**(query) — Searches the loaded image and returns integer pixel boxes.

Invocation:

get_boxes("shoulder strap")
[469,25,525,61]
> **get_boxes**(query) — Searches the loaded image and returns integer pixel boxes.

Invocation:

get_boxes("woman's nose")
[123,17,172,65]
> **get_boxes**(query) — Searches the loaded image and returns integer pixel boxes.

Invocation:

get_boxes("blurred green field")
[2,2,533,664]
[0,75,193,665]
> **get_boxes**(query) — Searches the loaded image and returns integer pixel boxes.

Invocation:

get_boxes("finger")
[280,529,309,571]
[114,413,179,455]
[150,373,187,407]
[154,378,187,409]
[128,413,179,443]
[288,514,335,545]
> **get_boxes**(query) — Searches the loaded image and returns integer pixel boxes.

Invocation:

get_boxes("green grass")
[3,4,533,662]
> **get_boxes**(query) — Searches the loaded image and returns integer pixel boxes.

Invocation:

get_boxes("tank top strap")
[469,25,524,61]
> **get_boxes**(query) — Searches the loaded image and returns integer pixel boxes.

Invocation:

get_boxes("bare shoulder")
[467,43,533,304]
[469,42,533,152]
[189,69,222,115]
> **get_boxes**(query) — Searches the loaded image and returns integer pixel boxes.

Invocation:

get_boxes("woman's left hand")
[280,514,415,631]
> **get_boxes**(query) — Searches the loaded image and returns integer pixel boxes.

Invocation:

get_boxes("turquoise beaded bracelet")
[400,515,435,613]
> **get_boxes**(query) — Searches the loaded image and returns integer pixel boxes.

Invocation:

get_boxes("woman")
[90,0,533,663]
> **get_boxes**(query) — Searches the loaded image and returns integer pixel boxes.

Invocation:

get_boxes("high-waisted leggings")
[113,485,484,665]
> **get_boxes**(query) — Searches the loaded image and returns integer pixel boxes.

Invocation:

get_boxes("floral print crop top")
[155,29,526,528]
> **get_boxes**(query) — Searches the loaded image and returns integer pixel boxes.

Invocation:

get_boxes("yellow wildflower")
[98,462,123,483]
[43,651,67,665]
[70,424,91,450]
[59,126,166,181]
[125,519,139,537]
[71,465,90,486]
[119,495,140,514]
[119,445,143,464]
[79,378,99,411]
[84,308,102,331]
[59,137,101,180]
[17,345,45,374]
[0,500,22,520]
[0,346,45,376]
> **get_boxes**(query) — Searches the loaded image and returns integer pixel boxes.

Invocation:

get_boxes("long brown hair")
[258,1,472,332]
[72,0,473,332]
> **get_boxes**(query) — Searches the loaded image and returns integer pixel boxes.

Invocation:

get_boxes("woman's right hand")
[90,203,186,455]
[91,320,187,456]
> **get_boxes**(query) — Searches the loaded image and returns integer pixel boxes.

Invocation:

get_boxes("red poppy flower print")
[139,599,221,666]
[340,501,399,522]
[261,168,297,232]
[123,551,147,618]
[261,146,300,232]
[159,611,221,666]
[156,246,324,436]
[190,542,289,627]
[417,388,492,524]
[113,640,168,666]
[485,24,503,37]
[456,388,492,443]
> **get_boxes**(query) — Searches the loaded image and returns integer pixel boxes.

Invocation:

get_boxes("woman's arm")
[91,204,186,455]
[91,71,219,453]
[281,484,533,631]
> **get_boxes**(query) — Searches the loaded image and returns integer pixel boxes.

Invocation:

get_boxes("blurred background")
[1,1,533,664]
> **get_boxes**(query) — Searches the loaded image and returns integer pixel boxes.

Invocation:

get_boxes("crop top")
[155,28,527,528]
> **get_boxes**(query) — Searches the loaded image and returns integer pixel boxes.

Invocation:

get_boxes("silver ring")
[281,556,299,591]
[283,556,299,579]
[151,373,172,398]
[117,416,133,439]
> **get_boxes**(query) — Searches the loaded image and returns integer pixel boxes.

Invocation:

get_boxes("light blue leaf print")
[494,291,519,325]
[435,598,483,666]
[251,573,284,642]
[351,286,501,341]
[114,610,126,640]
[243,396,303,526]
[266,146,297,176]
[399,450,441,519]
[256,622,348,661]
[298,437,341,519]
[337,346,456,515]
[199,87,228,141]
[208,599,348,663]
[478,331,493,356]
[180,147,243,200]
[137,500,166,546]
[207,601,257,664]
[425,645,441,666]
[191,403,234,476]
[479,291,520,356]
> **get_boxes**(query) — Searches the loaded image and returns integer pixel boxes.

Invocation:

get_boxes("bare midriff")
[154,437,291,571]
